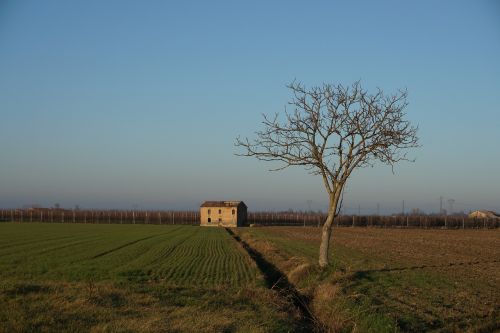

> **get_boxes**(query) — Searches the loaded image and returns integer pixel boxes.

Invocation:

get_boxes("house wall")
[237,205,247,227]
[468,211,499,219]
[200,207,239,227]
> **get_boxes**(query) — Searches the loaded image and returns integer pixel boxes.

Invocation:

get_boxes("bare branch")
[236,81,419,194]
[235,80,420,267]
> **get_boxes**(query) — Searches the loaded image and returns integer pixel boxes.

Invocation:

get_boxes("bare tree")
[236,81,419,268]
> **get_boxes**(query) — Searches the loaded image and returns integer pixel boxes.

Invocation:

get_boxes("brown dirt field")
[268,227,499,277]
[244,227,500,332]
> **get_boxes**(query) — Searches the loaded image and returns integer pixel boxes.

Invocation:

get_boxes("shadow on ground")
[225,228,322,332]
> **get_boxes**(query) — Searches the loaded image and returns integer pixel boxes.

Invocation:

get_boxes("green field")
[0,223,257,285]
[2,223,498,332]
[0,223,298,333]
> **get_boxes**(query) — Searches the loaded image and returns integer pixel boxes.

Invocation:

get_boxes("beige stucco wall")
[200,207,239,227]
[468,211,499,219]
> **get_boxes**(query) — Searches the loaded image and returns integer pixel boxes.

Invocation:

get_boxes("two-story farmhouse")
[200,201,247,227]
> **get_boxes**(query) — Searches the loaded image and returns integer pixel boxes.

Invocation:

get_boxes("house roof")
[200,201,246,208]
[469,210,500,218]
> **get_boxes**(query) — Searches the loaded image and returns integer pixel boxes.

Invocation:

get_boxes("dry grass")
[0,279,297,333]
[288,263,314,285]
[309,282,355,333]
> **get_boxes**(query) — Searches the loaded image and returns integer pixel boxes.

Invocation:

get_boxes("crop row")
[0,223,259,287]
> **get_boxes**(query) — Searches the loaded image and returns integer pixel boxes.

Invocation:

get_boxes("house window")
[218,218,222,222]
[232,209,235,215]
[208,218,211,223]
[208,209,211,215]
[218,209,222,214]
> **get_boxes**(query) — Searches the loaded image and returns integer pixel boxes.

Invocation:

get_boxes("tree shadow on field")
[346,259,500,332]
[225,228,322,332]
[5,282,51,297]
[354,258,500,275]
[346,269,446,332]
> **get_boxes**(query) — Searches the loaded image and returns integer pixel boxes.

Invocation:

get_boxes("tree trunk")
[318,207,335,268]
[319,189,341,268]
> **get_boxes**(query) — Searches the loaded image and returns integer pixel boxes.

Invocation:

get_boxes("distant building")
[468,210,500,219]
[200,201,247,227]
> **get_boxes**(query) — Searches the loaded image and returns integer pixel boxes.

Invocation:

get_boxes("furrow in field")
[205,238,219,283]
[170,241,199,284]
[118,226,197,279]
[218,234,228,284]
[214,237,226,285]
[200,242,217,285]
[160,229,215,285]
[141,228,199,282]
[145,227,196,266]
[208,236,225,284]
[198,237,218,284]
[35,235,104,255]
[110,229,191,279]
[62,230,182,280]
[90,234,159,259]
[197,232,224,285]
[0,235,79,255]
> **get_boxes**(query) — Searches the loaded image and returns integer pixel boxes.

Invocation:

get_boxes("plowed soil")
[244,227,500,332]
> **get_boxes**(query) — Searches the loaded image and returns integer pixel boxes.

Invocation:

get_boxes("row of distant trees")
[280,208,470,217]
[1,208,498,229]
[20,204,472,217]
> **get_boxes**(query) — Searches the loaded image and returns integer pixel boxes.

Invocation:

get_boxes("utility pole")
[306,200,312,213]
[402,200,405,216]
[447,199,455,215]
[358,204,361,216]
[440,196,443,215]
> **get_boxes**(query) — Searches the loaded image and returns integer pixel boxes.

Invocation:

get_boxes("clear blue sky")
[1,0,499,214]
